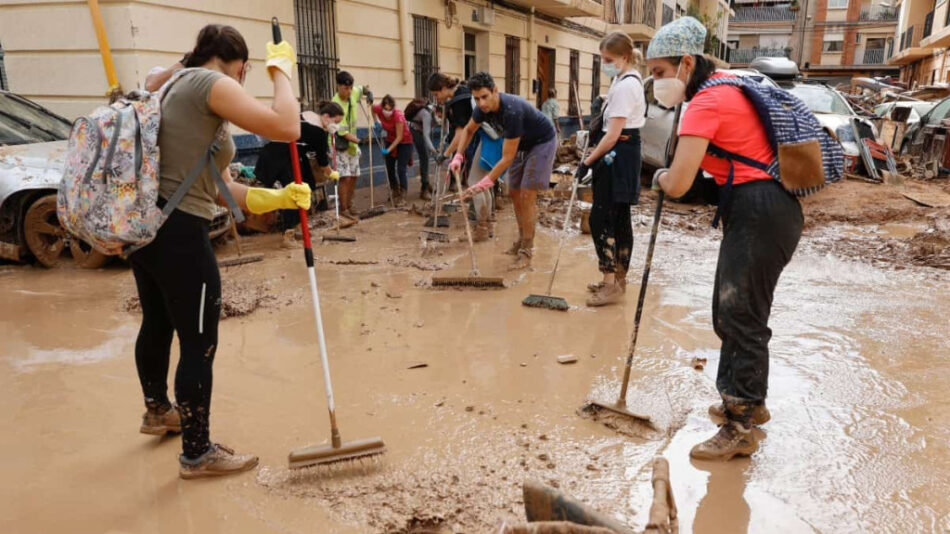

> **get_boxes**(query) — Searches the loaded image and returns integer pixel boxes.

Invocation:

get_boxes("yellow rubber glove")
[265,41,296,80]
[328,170,340,181]
[246,183,311,214]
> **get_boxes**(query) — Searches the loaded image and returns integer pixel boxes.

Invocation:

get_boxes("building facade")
[0,0,620,122]
[889,0,950,86]
[727,0,899,83]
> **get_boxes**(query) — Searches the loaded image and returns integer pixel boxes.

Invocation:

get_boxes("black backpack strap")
[160,140,244,223]
[707,142,770,229]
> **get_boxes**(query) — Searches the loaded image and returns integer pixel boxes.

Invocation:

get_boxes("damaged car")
[0,90,232,268]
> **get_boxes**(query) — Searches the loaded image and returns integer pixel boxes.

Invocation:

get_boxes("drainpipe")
[87,0,122,101]
[398,0,411,85]
[528,8,536,98]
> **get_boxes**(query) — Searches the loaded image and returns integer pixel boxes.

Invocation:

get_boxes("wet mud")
[1,180,949,533]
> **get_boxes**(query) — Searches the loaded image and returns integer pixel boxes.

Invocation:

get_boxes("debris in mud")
[123,279,275,319]
[690,357,707,371]
[407,362,428,370]
[328,259,379,265]
[557,354,578,365]
[388,255,449,271]
[386,291,403,299]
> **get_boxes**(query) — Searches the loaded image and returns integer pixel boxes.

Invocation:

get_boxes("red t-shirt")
[372,104,414,145]
[679,72,773,186]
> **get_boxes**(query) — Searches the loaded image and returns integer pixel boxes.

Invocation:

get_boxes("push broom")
[430,169,506,289]
[523,83,590,311]
[323,132,357,243]
[420,104,450,243]
[268,18,384,468]
[583,103,683,425]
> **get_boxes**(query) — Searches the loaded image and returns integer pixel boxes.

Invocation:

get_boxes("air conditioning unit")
[473,6,495,25]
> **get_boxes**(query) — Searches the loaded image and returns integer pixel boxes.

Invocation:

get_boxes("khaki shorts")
[335,148,361,178]
[508,137,556,190]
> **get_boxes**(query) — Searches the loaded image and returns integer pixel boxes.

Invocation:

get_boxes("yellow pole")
[87,0,122,100]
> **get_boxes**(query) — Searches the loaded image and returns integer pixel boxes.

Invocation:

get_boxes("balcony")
[508,0,604,18]
[858,48,886,64]
[858,5,898,22]
[924,9,934,38]
[730,5,797,23]
[605,0,658,39]
[728,47,791,65]
[890,25,932,65]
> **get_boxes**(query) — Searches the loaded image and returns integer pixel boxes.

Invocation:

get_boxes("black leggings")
[129,209,220,460]
[590,174,633,275]
[713,180,802,408]
[385,144,412,192]
[411,130,430,190]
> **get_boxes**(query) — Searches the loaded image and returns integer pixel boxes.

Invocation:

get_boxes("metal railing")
[861,48,886,64]
[662,3,673,24]
[924,10,934,38]
[295,0,339,109]
[858,5,898,21]
[605,0,657,27]
[731,5,797,22]
[728,47,791,64]
[900,25,920,50]
[413,16,439,99]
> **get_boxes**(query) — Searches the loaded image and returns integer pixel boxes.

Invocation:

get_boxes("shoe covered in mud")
[690,421,758,461]
[709,402,771,425]
[280,229,297,249]
[504,240,522,255]
[472,222,492,243]
[587,281,606,293]
[179,443,258,480]
[586,282,624,307]
[420,186,432,201]
[340,208,359,222]
[509,249,532,270]
[140,404,181,435]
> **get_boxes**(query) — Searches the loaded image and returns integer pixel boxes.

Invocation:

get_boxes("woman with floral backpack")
[130,24,309,479]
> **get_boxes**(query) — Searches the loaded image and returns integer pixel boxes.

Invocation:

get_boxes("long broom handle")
[367,99,374,207]
[432,104,449,224]
[359,102,396,209]
[542,84,589,296]
[617,103,681,406]
[452,168,480,276]
[275,17,342,446]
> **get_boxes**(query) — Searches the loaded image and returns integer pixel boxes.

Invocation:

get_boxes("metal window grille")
[505,36,520,94]
[662,4,674,25]
[591,54,601,105]
[0,41,8,91]
[413,16,439,99]
[295,0,339,110]
[569,49,579,117]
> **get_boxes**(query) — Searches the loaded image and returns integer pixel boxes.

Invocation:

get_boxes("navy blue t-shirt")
[472,93,555,151]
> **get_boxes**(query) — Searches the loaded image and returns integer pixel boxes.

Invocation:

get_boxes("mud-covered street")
[1,182,949,533]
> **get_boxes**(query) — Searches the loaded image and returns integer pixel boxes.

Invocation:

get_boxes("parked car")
[900,95,950,154]
[0,90,231,268]
[873,101,937,125]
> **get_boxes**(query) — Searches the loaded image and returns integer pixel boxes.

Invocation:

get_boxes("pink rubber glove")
[448,153,464,174]
[463,176,494,199]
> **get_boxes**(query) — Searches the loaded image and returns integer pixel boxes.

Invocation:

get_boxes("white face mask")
[382,109,394,119]
[326,121,339,135]
[654,62,687,108]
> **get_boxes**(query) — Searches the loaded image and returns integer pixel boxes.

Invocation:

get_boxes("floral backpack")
[57,68,244,257]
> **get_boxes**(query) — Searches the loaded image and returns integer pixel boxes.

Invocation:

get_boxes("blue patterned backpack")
[697,77,844,227]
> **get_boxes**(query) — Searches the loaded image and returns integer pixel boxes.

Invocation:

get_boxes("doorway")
[536,46,555,108]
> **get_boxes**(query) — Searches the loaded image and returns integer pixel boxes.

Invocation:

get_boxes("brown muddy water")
[1,204,948,534]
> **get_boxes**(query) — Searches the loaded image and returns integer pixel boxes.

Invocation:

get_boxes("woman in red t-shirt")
[646,17,804,462]
[372,94,414,206]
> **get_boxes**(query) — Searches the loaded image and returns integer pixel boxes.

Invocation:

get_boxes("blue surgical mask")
[602,62,621,78]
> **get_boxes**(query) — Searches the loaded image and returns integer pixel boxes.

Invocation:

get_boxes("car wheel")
[23,194,108,269]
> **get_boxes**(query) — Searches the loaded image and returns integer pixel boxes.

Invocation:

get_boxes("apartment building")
[0,0,615,123]
[727,0,899,83]
[889,0,950,86]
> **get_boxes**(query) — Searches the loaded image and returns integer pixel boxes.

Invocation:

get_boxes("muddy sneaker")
[473,222,491,243]
[504,240,522,255]
[179,443,259,480]
[140,404,181,435]
[690,421,758,461]
[280,229,297,249]
[586,283,624,307]
[509,249,532,270]
[420,187,431,201]
[709,402,771,425]
[587,281,607,293]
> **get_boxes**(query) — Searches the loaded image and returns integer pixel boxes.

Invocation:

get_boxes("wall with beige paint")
[0,0,610,124]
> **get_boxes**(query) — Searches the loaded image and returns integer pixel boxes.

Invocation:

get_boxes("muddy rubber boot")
[504,240,522,255]
[473,221,491,243]
[179,443,259,480]
[709,402,771,425]
[586,282,624,307]
[509,241,533,270]
[690,420,759,461]
[420,185,431,201]
[587,281,607,293]
[140,404,181,435]
[280,229,297,249]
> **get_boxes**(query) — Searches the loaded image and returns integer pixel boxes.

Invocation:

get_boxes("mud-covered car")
[0,90,231,268]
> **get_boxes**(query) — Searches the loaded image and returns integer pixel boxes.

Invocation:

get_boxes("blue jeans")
[385,144,412,192]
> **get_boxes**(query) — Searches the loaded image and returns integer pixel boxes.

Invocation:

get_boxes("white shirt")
[603,69,646,131]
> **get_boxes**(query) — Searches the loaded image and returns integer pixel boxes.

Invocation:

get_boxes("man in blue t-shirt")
[449,72,557,269]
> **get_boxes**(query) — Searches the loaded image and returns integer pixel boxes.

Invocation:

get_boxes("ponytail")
[184,24,249,68]
[427,72,460,92]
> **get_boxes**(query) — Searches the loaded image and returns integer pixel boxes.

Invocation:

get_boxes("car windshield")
[788,85,853,115]
[0,92,72,146]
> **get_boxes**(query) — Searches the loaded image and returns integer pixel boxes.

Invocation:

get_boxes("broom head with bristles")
[431,276,506,288]
[288,436,386,469]
[522,294,569,311]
